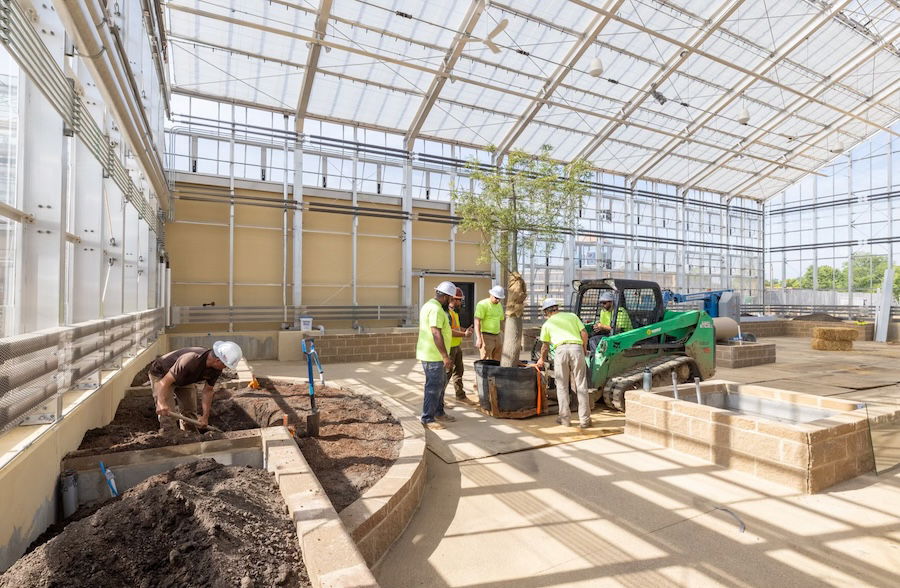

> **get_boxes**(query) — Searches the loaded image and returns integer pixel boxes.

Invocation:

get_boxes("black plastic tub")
[474,360,542,418]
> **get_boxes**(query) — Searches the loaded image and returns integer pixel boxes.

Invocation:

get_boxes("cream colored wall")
[168,183,492,327]
[0,338,166,572]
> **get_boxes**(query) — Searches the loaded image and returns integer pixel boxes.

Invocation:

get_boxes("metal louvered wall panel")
[0,0,162,236]
[0,308,164,433]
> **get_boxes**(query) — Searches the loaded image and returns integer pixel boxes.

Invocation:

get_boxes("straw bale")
[811,338,853,351]
[812,327,859,342]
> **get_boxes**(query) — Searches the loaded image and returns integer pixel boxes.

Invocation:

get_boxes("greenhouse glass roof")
[164,0,900,200]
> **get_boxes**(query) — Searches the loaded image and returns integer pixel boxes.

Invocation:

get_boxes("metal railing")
[172,305,415,326]
[741,304,900,320]
[0,308,164,433]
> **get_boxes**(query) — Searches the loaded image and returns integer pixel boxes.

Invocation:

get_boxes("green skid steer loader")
[538,278,717,412]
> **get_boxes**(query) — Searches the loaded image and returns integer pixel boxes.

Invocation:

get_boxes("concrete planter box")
[625,381,882,493]
[716,341,776,368]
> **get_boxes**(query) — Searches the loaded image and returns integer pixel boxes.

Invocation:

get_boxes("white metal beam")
[565,0,898,138]
[166,7,820,177]
[728,78,900,199]
[295,0,333,130]
[494,0,624,159]
[625,0,855,182]
[575,0,745,162]
[680,25,900,194]
[404,0,485,151]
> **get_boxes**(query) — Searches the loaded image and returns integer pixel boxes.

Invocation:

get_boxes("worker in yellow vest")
[474,285,505,360]
[535,298,591,429]
[446,287,474,403]
[416,281,457,430]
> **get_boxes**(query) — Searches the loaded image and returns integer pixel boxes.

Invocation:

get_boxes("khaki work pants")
[479,332,502,361]
[445,346,466,399]
[554,344,591,426]
[149,373,200,432]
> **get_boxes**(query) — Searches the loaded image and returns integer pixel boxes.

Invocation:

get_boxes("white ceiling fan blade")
[486,18,508,41]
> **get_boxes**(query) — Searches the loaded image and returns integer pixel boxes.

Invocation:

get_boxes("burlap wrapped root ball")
[812,327,859,342]
[811,338,853,351]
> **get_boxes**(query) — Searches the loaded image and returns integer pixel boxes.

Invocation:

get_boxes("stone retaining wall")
[739,320,874,340]
[262,428,378,587]
[279,330,477,364]
[716,342,776,368]
[339,388,427,567]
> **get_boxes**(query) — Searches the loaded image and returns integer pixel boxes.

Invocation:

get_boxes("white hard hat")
[489,285,506,299]
[541,298,559,311]
[598,290,616,303]
[436,280,457,296]
[213,340,243,370]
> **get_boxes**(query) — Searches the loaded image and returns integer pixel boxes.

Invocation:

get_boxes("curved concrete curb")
[262,427,378,588]
[337,386,426,566]
[244,371,427,568]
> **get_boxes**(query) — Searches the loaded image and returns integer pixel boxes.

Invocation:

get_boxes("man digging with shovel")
[148,341,243,433]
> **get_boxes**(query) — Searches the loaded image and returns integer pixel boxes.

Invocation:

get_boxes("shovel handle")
[168,411,223,433]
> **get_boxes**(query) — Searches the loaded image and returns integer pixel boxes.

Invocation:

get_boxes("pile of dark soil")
[1,459,309,587]
[791,313,843,322]
[71,379,402,511]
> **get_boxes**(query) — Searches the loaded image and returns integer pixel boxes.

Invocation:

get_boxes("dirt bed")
[1,459,309,587]
[70,379,402,511]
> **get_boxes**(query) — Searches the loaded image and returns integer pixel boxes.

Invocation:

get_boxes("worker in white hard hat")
[535,298,592,428]
[415,281,457,430]
[589,290,633,353]
[474,285,505,361]
[147,340,243,433]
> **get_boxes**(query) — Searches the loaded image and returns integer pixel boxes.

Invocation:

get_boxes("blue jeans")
[421,361,447,423]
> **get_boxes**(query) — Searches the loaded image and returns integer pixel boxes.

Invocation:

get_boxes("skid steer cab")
[548,278,716,412]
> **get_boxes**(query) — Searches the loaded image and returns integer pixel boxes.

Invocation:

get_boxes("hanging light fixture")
[831,140,845,154]
[588,55,604,77]
[737,104,750,125]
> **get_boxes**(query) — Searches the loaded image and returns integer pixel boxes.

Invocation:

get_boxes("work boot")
[456,395,475,404]
[555,416,571,427]
[436,413,457,422]
[423,421,445,430]
[579,419,592,429]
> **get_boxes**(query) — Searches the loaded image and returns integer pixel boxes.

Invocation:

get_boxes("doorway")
[454,282,475,328]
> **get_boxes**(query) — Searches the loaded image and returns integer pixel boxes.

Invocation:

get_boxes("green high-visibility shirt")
[474,298,504,334]
[416,298,451,362]
[539,312,586,347]
[597,307,633,332]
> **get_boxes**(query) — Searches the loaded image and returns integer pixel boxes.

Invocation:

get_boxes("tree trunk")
[500,271,526,367]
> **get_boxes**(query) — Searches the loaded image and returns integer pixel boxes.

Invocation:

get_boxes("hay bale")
[812,327,859,342]
[811,338,853,351]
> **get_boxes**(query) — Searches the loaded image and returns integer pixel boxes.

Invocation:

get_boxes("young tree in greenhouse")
[452,145,592,368]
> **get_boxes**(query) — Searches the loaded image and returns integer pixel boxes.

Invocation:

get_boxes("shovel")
[168,410,224,433]
[301,338,320,437]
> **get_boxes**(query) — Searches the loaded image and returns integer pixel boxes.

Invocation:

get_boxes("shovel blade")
[307,411,320,437]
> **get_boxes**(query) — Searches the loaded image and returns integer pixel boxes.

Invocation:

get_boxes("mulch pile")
[0,459,309,587]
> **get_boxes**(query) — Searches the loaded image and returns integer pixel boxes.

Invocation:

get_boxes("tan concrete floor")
[252,337,900,587]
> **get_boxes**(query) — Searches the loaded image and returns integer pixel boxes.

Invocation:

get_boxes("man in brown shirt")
[148,341,243,432]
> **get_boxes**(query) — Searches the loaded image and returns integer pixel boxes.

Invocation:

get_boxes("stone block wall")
[716,342,776,368]
[738,320,874,341]
[624,381,877,493]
